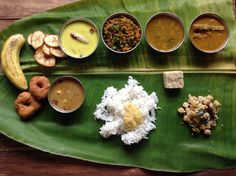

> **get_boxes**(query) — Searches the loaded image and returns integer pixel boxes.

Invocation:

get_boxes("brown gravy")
[146,14,184,51]
[190,15,228,52]
[48,78,84,112]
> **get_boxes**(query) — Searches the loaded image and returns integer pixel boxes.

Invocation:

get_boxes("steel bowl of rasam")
[145,12,185,53]
[59,17,99,59]
[189,13,229,53]
[48,76,85,113]
[101,12,142,54]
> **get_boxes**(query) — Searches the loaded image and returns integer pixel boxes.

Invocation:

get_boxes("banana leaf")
[0,0,236,172]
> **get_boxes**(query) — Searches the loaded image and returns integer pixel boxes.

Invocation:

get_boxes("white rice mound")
[94,76,158,145]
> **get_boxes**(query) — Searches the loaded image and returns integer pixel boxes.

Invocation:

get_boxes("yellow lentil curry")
[146,14,184,51]
[48,78,84,112]
[123,103,144,131]
[190,15,228,52]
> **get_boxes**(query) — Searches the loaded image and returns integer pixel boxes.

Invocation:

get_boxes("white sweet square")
[163,71,184,89]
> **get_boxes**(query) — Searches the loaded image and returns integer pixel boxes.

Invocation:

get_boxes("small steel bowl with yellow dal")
[59,17,99,59]
[145,12,185,53]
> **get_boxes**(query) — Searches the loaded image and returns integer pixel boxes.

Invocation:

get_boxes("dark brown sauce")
[190,15,228,52]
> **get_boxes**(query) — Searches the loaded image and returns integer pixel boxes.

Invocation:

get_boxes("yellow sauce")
[146,14,184,51]
[60,20,98,58]
[48,78,84,112]
[123,103,144,131]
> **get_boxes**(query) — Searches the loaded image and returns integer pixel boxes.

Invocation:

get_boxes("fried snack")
[50,47,67,58]
[28,32,66,67]
[34,48,56,67]
[27,33,32,46]
[44,35,59,47]
[29,76,51,100]
[42,44,51,56]
[15,92,42,119]
[31,31,45,49]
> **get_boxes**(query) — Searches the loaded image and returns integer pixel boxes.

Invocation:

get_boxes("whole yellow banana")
[1,34,28,90]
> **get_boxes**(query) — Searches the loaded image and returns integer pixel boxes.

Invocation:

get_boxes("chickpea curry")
[177,95,221,136]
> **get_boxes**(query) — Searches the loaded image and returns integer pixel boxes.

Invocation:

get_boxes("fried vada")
[29,76,50,100]
[15,92,42,119]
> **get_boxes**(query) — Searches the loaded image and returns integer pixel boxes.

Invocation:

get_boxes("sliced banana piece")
[34,48,56,67]
[44,35,59,47]
[27,33,32,46]
[50,47,67,58]
[31,31,45,49]
[42,44,51,56]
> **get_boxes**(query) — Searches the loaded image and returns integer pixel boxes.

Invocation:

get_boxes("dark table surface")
[0,0,236,175]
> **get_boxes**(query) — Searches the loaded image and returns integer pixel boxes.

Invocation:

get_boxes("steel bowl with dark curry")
[189,13,229,53]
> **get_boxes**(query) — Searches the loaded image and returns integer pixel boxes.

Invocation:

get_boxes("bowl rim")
[101,12,142,54]
[189,12,229,53]
[59,17,100,59]
[47,75,85,113]
[145,12,185,53]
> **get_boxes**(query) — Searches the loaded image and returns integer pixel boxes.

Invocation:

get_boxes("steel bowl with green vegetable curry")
[101,13,142,53]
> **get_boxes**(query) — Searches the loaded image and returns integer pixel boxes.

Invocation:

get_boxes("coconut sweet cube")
[163,71,184,89]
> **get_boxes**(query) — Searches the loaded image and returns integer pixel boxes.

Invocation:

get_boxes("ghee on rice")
[94,76,158,145]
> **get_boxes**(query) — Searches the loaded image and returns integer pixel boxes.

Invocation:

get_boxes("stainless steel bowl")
[145,12,185,53]
[189,12,229,53]
[47,76,85,113]
[101,12,142,54]
[59,17,99,59]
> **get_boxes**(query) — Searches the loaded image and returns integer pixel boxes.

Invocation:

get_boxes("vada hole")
[37,82,44,88]
[23,101,31,107]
